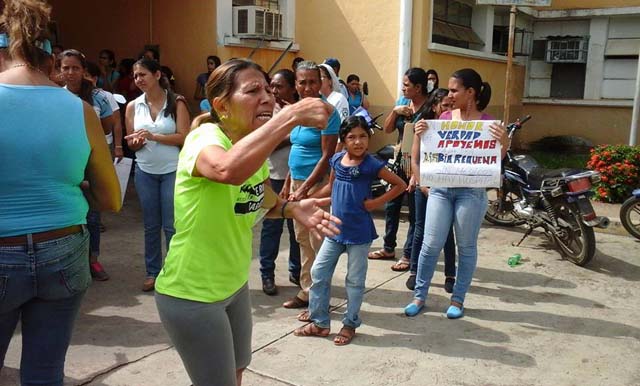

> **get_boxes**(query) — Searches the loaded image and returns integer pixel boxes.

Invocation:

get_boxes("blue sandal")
[446,304,464,319]
[404,302,424,317]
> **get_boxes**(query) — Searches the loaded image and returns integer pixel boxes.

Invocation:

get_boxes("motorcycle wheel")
[484,188,525,226]
[553,206,596,266]
[620,196,640,240]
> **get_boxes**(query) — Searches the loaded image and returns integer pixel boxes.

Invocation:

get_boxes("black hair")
[60,49,94,105]
[424,88,449,119]
[99,49,116,68]
[85,61,100,78]
[426,68,439,90]
[292,56,304,70]
[404,67,429,96]
[52,44,64,51]
[346,74,360,83]
[118,58,135,76]
[142,47,159,61]
[161,65,175,88]
[207,55,221,68]
[134,58,180,120]
[339,115,371,142]
[273,68,299,101]
[451,68,492,111]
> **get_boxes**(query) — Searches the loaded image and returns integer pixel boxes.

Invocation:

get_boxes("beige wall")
[295,0,401,149]
[519,104,633,146]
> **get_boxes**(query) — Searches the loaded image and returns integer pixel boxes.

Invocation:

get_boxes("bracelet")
[280,201,289,218]
[115,145,123,148]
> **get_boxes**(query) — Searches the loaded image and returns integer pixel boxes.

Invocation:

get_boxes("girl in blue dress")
[294,116,406,345]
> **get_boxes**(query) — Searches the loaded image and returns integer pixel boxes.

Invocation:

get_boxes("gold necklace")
[10,63,42,73]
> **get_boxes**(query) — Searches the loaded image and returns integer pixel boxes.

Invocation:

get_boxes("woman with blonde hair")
[0,1,120,384]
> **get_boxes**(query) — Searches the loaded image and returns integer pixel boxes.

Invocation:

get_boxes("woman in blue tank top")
[0,1,120,384]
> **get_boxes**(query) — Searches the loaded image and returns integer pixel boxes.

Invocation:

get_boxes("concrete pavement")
[2,190,640,386]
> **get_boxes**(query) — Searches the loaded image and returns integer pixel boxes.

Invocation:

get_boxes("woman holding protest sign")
[404,68,507,319]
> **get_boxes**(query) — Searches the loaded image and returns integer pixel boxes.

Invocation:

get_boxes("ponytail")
[477,82,491,111]
[451,68,492,111]
[0,0,52,68]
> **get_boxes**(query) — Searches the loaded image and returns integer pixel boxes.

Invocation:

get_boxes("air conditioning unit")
[233,5,283,40]
[545,37,589,64]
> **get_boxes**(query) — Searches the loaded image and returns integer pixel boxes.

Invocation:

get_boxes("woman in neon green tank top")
[154,59,341,386]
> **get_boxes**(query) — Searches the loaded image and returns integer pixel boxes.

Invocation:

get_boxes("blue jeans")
[0,229,90,386]
[308,238,370,329]
[134,165,176,278]
[414,188,488,305]
[383,190,415,258]
[411,189,456,276]
[258,179,301,280]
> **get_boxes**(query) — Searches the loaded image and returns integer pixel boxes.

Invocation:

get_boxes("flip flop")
[391,257,411,272]
[334,325,356,346]
[294,323,330,337]
[368,249,396,260]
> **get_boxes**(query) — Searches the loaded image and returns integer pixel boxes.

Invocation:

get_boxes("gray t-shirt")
[268,145,291,180]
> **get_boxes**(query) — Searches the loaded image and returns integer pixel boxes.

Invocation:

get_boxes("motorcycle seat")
[527,168,584,189]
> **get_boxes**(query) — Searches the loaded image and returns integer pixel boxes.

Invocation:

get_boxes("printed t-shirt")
[288,100,340,180]
[154,123,269,303]
[329,151,386,244]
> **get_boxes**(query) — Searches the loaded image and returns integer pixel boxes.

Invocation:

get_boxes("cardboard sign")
[419,120,502,188]
[476,0,552,6]
[113,157,133,205]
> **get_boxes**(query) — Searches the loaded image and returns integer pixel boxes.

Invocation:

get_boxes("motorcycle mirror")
[363,81,369,96]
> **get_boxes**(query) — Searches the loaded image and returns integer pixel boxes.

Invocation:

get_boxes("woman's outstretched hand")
[292,197,342,240]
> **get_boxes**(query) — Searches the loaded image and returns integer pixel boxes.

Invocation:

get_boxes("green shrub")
[586,145,640,203]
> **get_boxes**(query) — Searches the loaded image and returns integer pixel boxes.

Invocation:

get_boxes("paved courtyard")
[2,189,640,386]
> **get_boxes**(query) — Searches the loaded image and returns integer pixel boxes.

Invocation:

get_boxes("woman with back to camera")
[404,68,507,319]
[125,57,189,292]
[153,59,340,386]
[0,1,120,384]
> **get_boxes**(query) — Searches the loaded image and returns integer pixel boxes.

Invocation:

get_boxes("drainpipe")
[397,0,413,99]
[630,46,640,146]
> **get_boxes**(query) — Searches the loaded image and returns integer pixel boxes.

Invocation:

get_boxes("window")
[492,26,533,56]
[550,63,586,98]
[545,37,589,63]
[432,0,484,49]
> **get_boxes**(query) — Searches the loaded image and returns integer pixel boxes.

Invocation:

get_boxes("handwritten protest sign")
[420,120,501,188]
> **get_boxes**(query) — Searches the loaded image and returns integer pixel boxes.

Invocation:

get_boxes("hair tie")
[0,33,8,49]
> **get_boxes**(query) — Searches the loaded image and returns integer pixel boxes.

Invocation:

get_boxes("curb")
[593,216,629,237]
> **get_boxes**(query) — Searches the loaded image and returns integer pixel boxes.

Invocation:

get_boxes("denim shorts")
[0,228,91,313]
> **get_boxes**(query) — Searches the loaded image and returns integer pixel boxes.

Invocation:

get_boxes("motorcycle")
[620,189,640,240]
[485,115,609,266]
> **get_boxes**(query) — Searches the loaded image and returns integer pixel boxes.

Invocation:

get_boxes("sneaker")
[405,274,416,291]
[444,277,455,294]
[404,301,424,317]
[90,262,110,281]
[262,277,278,296]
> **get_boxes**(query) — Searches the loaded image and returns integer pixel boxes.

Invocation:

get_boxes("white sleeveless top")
[133,92,180,174]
